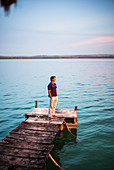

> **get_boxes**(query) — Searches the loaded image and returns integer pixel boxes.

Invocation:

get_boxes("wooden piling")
[35,100,38,108]
[75,106,77,111]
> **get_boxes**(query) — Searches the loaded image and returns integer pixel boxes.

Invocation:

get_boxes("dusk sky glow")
[0,0,114,56]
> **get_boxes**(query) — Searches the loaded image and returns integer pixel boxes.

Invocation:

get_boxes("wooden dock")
[0,101,77,170]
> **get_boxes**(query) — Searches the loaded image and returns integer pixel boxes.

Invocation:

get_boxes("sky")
[0,0,114,56]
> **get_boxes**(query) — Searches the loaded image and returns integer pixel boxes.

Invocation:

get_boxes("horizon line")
[0,54,114,59]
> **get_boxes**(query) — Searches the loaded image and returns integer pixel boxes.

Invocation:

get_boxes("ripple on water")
[12,106,33,110]
[102,107,114,112]
[3,94,11,96]
[0,107,10,111]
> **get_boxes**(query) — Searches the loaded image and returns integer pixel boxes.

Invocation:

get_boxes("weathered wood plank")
[7,132,55,139]
[0,141,54,151]
[0,154,46,168]
[0,151,48,160]
[5,134,55,144]
[9,121,59,133]
[18,126,58,133]
[19,121,59,130]
[2,137,52,145]
[32,107,77,114]
[11,128,57,136]
[0,146,51,159]
[0,142,54,151]
[18,124,59,132]
[18,121,59,128]
[10,130,57,138]
[25,107,77,118]
[26,117,65,125]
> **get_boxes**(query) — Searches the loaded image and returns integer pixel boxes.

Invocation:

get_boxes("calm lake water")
[0,59,114,170]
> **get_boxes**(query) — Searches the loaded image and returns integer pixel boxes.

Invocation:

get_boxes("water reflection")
[0,0,17,15]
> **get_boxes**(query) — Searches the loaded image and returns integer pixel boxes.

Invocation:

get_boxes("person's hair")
[50,76,56,81]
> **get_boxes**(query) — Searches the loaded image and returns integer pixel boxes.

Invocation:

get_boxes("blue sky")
[0,0,114,56]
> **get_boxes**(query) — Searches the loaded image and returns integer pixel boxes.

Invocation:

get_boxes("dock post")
[74,106,77,123]
[35,100,38,108]
[75,106,77,111]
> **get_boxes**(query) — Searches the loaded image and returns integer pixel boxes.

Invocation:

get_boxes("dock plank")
[19,121,59,131]
[26,117,65,125]
[0,142,54,151]
[5,135,55,144]
[2,137,53,145]
[11,128,57,135]
[10,129,57,137]
[25,107,77,118]
[0,154,45,169]
[0,146,51,159]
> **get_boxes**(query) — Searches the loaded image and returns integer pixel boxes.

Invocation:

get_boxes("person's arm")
[55,83,57,96]
[48,90,52,99]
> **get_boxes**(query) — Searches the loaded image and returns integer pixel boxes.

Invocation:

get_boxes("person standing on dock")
[48,76,58,118]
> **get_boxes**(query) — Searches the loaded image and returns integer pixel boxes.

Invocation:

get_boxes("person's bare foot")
[53,115,58,117]
[49,116,54,119]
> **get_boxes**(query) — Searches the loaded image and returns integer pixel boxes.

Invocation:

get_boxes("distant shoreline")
[0,55,114,59]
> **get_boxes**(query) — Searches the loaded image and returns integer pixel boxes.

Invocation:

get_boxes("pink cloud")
[72,36,114,46]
